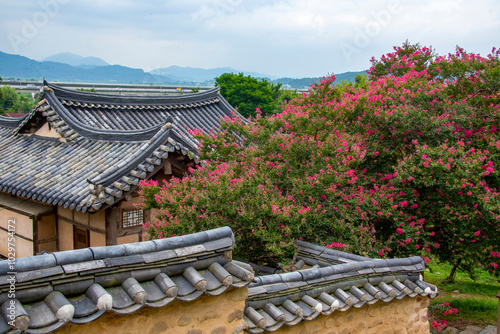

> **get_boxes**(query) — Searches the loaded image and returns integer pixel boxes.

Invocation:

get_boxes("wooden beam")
[164,161,172,175]
[55,207,59,252]
[167,156,190,173]
[33,217,38,255]
[0,225,33,242]
[105,207,118,246]
[37,236,57,244]
[58,216,106,234]
[116,229,142,237]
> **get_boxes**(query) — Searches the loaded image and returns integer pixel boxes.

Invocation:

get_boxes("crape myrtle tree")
[139,43,500,280]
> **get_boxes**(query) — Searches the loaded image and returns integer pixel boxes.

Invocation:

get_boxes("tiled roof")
[0,82,238,212]
[0,227,254,334]
[243,240,438,333]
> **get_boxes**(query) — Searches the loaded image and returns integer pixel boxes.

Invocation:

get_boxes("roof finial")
[162,115,174,130]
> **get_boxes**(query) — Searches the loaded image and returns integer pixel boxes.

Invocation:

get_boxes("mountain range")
[41,52,109,68]
[0,51,366,89]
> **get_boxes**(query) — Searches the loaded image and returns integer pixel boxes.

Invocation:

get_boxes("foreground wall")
[53,291,430,334]
[272,296,430,334]
[55,288,249,334]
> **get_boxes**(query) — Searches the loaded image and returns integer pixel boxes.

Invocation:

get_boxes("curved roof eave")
[43,80,221,106]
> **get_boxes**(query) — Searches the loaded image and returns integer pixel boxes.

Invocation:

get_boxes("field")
[425,259,499,330]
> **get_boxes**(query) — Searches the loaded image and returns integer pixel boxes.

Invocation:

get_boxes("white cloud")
[0,0,498,78]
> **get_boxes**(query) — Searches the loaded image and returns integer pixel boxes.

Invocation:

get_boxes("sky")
[0,0,499,78]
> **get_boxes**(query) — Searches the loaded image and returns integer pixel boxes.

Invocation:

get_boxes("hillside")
[0,51,366,87]
[0,51,173,84]
[42,52,109,67]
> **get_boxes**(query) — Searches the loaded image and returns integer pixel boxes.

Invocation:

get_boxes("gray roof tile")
[244,240,437,333]
[0,227,251,334]
[0,82,240,211]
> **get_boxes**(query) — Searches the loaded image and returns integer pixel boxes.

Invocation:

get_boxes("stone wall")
[271,296,430,334]
[55,287,248,334]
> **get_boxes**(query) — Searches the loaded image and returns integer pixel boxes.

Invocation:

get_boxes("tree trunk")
[446,259,461,282]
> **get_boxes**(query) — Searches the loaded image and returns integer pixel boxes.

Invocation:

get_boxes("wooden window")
[122,209,144,229]
[73,226,90,249]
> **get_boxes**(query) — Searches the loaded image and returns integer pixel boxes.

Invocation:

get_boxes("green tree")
[215,73,277,118]
[0,89,4,116]
[0,86,35,113]
[0,86,20,111]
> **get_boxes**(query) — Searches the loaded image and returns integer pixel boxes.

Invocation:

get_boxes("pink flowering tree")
[139,43,500,277]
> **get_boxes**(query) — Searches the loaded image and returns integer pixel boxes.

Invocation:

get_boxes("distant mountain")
[150,66,276,83]
[0,50,366,87]
[0,51,174,84]
[42,52,109,68]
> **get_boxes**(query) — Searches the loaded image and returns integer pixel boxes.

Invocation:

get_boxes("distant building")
[0,81,237,257]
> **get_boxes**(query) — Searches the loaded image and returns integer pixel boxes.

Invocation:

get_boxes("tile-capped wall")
[54,288,249,334]
[267,296,430,334]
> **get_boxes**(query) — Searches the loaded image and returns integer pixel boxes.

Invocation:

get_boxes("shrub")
[139,43,500,277]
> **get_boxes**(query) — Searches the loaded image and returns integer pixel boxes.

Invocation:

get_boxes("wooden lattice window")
[122,209,144,229]
[74,227,90,249]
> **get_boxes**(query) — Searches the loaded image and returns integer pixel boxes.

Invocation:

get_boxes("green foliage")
[140,43,500,272]
[215,72,276,117]
[0,86,35,113]
[426,258,499,329]
[0,88,4,115]
[0,86,19,111]
[77,88,97,93]
[215,72,299,118]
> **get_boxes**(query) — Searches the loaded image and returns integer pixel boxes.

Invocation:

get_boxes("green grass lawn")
[424,259,499,330]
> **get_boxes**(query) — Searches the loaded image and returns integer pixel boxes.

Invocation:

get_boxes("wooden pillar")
[54,207,59,252]
[105,207,118,246]
[33,217,38,255]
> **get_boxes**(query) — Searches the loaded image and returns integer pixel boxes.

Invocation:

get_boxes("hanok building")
[0,81,237,258]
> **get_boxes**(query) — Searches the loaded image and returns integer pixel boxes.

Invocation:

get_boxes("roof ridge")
[87,120,174,187]
[44,91,166,142]
[0,227,234,275]
[249,255,424,288]
[44,80,221,105]
[294,239,372,262]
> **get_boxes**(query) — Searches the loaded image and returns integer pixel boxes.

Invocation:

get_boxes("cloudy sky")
[1,0,499,78]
